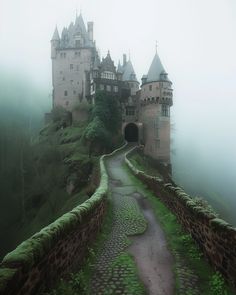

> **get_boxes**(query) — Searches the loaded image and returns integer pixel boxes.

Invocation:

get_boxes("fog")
[0,0,236,223]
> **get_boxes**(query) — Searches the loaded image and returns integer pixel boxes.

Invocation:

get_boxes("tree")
[83,116,111,157]
[83,91,122,156]
[93,91,122,133]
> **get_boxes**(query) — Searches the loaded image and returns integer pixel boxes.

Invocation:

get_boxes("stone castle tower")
[51,13,98,110]
[50,14,173,164]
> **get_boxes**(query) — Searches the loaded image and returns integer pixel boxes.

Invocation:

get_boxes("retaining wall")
[0,143,126,295]
[125,147,236,288]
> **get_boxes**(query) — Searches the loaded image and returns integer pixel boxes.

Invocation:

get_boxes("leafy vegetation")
[83,91,122,156]
[0,115,95,260]
[129,152,163,178]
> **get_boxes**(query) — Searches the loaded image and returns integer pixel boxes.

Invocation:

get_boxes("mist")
[0,0,236,225]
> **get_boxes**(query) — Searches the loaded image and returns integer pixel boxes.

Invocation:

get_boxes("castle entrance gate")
[124,123,139,142]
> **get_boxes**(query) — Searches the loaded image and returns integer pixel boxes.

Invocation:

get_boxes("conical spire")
[51,26,60,40]
[122,60,137,82]
[117,60,123,73]
[146,52,166,82]
[75,13,87,34]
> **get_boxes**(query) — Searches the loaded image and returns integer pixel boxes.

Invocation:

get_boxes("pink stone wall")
[139,103,171,163]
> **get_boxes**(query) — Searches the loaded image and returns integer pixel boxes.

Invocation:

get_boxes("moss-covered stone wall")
[0,143,126,295]
[125,147,236,289]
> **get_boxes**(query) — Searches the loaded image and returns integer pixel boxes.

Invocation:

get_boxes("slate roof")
[51,27,60,40]
[54,13,94,49]
[146,53,166,82]
[122,60,138,82]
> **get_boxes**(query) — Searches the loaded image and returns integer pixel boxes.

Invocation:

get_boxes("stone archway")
[124,123,139,142]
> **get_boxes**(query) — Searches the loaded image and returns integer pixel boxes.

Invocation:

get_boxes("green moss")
[210,218,232,230]
[108,253,147,295]
[2,150,109,272]
[0,268,18,291]
[124,163,235,295]
[186,200,196,208]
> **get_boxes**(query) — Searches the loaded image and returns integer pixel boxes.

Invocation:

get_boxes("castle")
[51,14,173,164]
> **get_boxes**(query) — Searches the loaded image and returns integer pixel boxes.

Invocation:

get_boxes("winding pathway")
[91,146,174,295]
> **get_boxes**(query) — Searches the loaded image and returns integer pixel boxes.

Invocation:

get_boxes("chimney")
[123,54,127,66]
[87,22,93,42]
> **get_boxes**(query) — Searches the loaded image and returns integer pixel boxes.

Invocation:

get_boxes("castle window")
[114,86,118,92]
[149,85,152,91]
[101,71,115,80]
[64,90,68,96]
[63,53,66,58]
[65,101,69,106]
[73,90,76,95]
[100,84,104,90]
[106,85,111,92]
[76,65,79,71]
[62,77,65,81]
[70,64,74,70]
[161,104,169,117]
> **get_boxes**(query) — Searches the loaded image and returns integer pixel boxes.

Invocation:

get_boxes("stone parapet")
[125,147,236,289]
[0,143,127,295]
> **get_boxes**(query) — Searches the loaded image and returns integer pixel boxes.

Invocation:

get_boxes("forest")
[0,67,122,260]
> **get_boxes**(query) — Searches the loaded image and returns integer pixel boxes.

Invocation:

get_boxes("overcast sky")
[1,0,236,213]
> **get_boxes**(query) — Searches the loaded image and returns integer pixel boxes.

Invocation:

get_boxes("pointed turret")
[75,13,87,35]
[100,51,116,72]
[122,60,138,82]
[51,26,60,41]
[51,26,60,58]
[117,61,123,74]
[146,52,166,83]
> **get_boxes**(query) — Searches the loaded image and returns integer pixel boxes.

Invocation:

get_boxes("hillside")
[0,91,123,260]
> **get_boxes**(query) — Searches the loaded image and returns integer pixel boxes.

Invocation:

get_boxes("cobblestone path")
[91,148,175,295]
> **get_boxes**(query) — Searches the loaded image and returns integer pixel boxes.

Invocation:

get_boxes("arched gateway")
[124,123,139,142]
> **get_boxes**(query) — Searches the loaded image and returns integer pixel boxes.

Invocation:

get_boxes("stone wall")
[0,143,126,295]
[125,147,236,289]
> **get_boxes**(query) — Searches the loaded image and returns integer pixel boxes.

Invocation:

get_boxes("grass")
[105,252,147,295]
[123,163,235,295]
[129,152,163,179]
